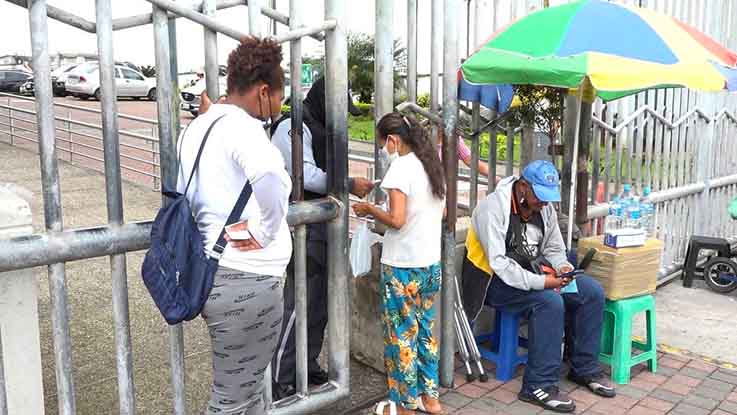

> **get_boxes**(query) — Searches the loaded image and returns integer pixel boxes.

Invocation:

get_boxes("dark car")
[0,70,33,93]
[19,75,64,97]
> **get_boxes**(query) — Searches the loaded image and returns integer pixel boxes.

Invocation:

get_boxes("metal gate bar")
[27,1,77,414]
[95,1,136,412]
[2,0,350,413]
[440,0,459,389]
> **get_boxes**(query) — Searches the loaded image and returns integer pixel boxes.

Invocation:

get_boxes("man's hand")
[558,264,574,275]
[224,221,263,251]
[350,177,375,198]
[544,275,567,289]
[352,202,375,218]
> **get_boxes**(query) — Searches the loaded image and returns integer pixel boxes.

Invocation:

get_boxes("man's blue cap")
[522,160,561,202]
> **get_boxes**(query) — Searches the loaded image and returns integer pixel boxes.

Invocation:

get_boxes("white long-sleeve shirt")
[271,118,328,195]
[176,104,293,277]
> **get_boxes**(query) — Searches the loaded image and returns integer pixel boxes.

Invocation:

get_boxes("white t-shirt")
[176,104,292,277]
[380,152,445,268]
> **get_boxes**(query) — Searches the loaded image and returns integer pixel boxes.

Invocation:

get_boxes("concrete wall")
[0,184,45,414]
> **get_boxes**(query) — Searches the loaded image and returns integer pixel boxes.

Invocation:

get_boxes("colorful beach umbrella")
[460,0,737,101]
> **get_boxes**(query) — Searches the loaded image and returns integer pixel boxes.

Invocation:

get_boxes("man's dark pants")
[272,223,329,388]
[485,274,606,393]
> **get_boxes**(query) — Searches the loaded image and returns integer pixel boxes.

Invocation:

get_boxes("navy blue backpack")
[142,115,253,325]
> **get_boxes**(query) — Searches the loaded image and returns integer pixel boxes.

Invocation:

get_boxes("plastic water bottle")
[641,186,655,237]
[626,201,642,229]
[620,184,633,205]
[605,197,623,232]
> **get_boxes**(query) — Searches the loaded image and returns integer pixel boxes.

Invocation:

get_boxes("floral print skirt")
[380,262,441,410]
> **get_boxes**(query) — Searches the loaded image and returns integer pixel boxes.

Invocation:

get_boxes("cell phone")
[225,224,252,240]
[558,269,584,279]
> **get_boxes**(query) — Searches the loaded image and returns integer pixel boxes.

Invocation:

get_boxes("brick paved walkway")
[433,352,737,415]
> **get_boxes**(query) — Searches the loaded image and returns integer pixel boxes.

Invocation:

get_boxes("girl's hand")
[224,221,263,251]
[352,202,374,218]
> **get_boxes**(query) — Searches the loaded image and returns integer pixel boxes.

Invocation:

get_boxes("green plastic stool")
[599,294,657,384]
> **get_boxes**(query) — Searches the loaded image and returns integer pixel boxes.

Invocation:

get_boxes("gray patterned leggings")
[202,266,284,415]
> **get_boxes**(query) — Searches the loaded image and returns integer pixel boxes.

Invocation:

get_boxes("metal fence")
[0,93,162,190]
[0,0,354,414]
[580,0,737,282]
[410,0,737,284]
[0,0,735,414]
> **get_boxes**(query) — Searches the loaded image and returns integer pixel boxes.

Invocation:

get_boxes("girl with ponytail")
[353,112,445,415]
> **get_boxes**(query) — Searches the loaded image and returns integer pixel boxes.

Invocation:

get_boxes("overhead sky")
[0,1,566,74]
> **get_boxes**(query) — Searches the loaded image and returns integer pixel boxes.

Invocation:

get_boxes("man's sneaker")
[568,372,616,398]
[518,386,576,413]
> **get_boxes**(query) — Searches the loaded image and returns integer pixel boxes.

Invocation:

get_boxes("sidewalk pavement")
[363,352,737,414]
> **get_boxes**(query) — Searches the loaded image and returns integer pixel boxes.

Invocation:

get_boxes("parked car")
[0,70,32,94]
[52,64,81,96]
[19,73,67,97]
[66,63,156,101]
[180,77,227,117]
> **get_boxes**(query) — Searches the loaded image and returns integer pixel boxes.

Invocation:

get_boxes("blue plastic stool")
[475,308,529,381]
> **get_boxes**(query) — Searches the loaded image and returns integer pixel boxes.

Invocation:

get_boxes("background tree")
[508,85,564,139]
[347,32,407,103]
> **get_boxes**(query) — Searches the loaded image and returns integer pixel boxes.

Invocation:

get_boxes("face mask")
[381,137,399,165]
[387,149,399,164]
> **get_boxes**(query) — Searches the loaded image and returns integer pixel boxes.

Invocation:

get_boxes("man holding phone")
[461,160,614,413]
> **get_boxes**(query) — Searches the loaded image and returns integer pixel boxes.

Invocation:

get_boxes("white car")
[52,64,82,96]
[180,77,227,116]
[66,63,157,101]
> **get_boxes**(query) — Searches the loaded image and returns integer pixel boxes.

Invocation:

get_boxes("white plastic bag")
[350,222,381,278]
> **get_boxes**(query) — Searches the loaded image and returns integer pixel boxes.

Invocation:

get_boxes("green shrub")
[356,102,373,116]
[477,132,521,163]
[416,93,430,108]
[348,115,374,142]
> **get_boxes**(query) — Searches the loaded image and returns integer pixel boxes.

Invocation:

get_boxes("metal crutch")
[453,275,489,382]
[453,307,475,382]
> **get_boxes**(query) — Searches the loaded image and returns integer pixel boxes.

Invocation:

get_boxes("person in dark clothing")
[270,76,373,400]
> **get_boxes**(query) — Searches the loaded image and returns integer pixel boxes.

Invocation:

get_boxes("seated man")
[461,160,615,413]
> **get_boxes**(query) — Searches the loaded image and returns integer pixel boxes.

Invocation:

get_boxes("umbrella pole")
[566,85,585,249]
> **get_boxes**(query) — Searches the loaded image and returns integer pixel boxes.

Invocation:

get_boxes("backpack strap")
[211,178,253,259]
[179,113,254,261]
[183,114,228,197]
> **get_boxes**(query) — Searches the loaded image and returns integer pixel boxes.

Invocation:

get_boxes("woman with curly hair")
[176,36,291,415]
[353,113,446,415]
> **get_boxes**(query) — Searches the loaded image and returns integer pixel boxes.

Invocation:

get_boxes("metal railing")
[391,0,737,289]
[0,93,162,190]
[1,0,735,414]
[577,0,737,283]
[0,0,353,414]
[584,106,737,283]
